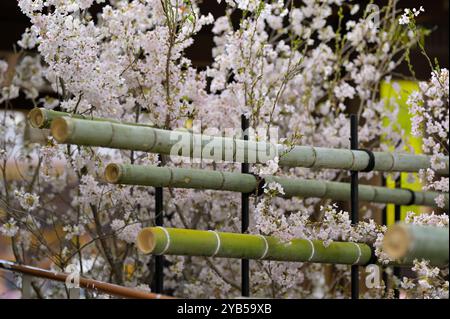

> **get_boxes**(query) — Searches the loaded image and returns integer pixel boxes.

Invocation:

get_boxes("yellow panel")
[380,81,425,224]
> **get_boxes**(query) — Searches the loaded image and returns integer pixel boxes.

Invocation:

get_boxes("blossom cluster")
[408,69,449,207]
[399,6,425,25]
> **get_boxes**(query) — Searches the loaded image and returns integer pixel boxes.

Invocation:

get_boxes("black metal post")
[393,175,401,298]
[153,154,164,293]
[394,176,402,222]
[381,175,388,293]
[350,114,359,299]
[381,176,388,227]
[241,114,250,297]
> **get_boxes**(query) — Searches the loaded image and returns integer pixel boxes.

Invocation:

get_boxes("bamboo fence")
[0,259,173,299]
[24,110,449,285]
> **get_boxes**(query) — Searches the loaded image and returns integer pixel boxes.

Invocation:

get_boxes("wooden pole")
[0,259,174,299]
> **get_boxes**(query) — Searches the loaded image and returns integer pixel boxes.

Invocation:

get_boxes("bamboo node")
[208,230,221,257]
[307,146,317,168]
[158,227,171,254]
[258,235,269,260]
[306,239,315,261]
[352,243,362,265]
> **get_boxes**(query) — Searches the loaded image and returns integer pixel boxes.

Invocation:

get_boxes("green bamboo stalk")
[136,227,373,265]
[104,163,257,193]
[267,176,449,210]
[28,107,153,129]
[49,116,449,175]
[105,164,448,209]
[383,223,449,267]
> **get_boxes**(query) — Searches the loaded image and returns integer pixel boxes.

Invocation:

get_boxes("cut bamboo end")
[51,117,72,143]
[105,164,122,184]
[382,224,411,260]
[28,108,46,128]
[137,228,156,254]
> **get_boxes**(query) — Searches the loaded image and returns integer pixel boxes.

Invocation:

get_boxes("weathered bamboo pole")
[28,107,153,129]
[136,227,373,266]
[0,259,174,299]
[104,164,448,209]
[48,116,449,175]
[382,224,449,267]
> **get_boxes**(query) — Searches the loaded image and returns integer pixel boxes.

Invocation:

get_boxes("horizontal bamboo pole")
[382,224,449,267]
[48,116,449,175]
[104,163,257,193]
[105,164,448,209]
[0,259,174,299]
[136,227,373,265]
[28,107,153,129]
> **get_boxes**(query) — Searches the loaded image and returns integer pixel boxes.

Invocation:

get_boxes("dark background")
[1,0,449,110]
